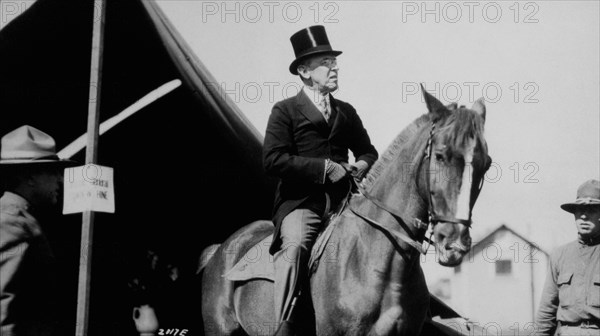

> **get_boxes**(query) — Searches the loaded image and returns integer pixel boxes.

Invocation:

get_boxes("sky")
[154,0,599,255]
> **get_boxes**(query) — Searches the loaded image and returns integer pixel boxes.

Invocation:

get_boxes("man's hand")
[326,160,348,183]
[350,160,369,180]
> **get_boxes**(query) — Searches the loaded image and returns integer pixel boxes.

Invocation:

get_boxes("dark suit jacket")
[263,89,378,254]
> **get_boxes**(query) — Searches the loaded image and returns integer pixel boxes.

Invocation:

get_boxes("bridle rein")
[350,120,484,255]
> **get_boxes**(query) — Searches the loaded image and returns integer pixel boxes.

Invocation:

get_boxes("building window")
[495,259,512,275]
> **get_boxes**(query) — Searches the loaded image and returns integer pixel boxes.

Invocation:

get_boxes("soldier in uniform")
[0,125,76,336]
[536,179,600,335]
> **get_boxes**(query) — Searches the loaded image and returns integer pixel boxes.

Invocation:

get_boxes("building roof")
[470,224,549,257]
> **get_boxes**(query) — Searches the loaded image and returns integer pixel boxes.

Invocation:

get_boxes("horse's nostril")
[446,241,469,253]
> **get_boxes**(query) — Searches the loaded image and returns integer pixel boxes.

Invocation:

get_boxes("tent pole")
[76,0,106,335]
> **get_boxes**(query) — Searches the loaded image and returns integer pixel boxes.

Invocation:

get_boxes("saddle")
[223,214,341,282]
[224,178,356,282]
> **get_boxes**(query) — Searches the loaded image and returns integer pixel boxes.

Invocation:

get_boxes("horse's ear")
[421,84,446,117]
[471,97,486,122]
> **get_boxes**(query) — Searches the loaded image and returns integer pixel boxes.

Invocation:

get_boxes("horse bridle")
[351,120,484,255]
[422,122,478,228]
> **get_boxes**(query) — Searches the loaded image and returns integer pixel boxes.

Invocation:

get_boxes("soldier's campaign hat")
[560,179,600,213]
[289,25,342,75]
[0,125,76,167]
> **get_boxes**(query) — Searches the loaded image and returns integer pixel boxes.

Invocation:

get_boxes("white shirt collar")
[303,86,329,110]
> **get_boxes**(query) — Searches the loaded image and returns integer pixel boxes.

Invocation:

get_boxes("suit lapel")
[296,90,330,136]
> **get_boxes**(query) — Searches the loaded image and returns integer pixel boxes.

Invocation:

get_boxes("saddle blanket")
[223,215,340,282]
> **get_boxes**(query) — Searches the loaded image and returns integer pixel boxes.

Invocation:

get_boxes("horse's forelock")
[437,108,487,156]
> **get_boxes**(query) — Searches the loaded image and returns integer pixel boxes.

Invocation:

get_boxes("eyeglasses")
[300,57,338,71]
[319,58,338,68]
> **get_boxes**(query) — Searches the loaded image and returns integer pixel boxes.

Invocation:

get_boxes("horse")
[200,87,492,336]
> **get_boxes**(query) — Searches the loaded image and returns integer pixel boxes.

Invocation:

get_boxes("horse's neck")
[332,204,406,277]
[332,196,424,298]
[350,194,426,242]
[357,145,430,240]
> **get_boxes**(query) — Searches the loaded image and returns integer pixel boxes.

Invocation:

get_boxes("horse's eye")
[435,153,445,162]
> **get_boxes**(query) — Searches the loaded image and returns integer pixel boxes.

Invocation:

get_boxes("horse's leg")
[367,283,403,336]
[366,257,429,336]
[397,263,429,335]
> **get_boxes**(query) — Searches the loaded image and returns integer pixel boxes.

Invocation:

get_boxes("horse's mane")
[362,107,487,190]
[363,113,431,189]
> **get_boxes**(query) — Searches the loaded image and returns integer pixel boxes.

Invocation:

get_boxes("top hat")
[0,125,76,167]
[289,25,342,75]
[560,179,600,213]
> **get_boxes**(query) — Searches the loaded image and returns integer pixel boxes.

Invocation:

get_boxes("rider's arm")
[535,252,559,336]
[263,104,327,184]
[345,103,378,167]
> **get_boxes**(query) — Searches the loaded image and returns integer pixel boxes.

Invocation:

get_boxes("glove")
[350,160,369,180]
[326,160,348,183]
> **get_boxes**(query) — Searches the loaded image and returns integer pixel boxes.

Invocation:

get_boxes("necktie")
[319,95,331,122]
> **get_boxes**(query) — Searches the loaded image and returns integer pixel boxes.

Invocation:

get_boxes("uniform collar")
[578,233,600,246]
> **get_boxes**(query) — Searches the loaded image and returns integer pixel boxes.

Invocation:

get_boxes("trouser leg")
[273,209,321,324]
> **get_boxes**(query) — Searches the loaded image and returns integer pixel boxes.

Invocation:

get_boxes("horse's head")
[421,87,491,266]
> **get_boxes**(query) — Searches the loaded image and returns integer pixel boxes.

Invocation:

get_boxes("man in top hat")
[0,125,76,336]
[536,179,600,335]
[263,25,378,333]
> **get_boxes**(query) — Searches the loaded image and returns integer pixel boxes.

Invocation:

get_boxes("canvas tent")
[0,0,276,234]
[0,0,471,334]
[1,0,275,334]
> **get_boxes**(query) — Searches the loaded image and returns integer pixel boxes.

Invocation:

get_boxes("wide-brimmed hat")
[0,125,76,167]
[560,179,600,213]
[289,25,342,75]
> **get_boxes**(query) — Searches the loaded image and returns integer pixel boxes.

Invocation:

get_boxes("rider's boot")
[273,321,295,336]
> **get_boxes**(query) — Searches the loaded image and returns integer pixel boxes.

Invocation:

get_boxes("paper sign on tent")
[63,164,115,214]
